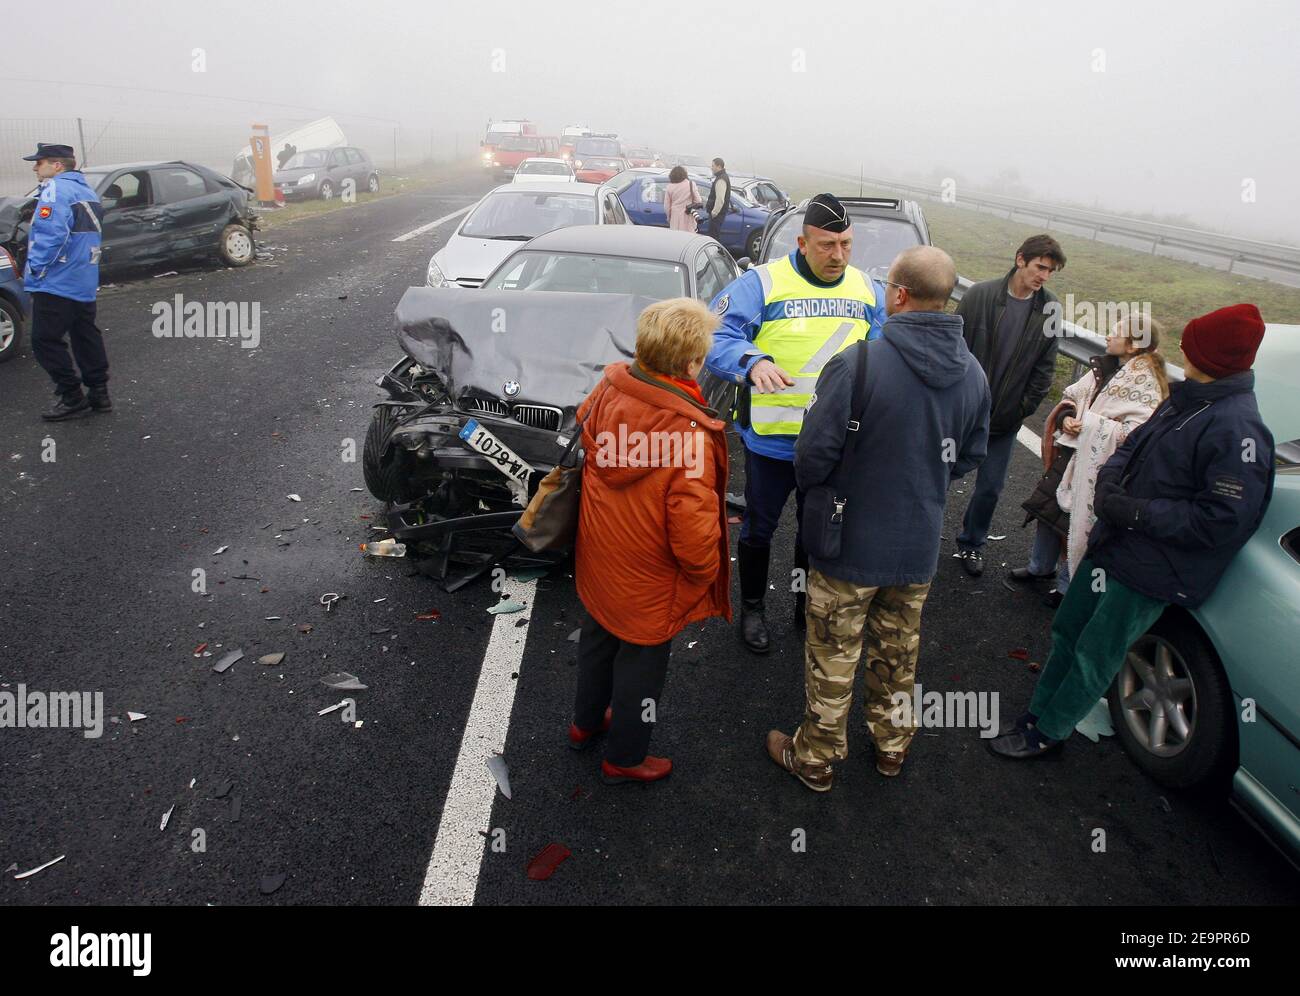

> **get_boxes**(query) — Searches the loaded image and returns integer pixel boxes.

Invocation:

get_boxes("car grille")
[463,398,509,418]
[511,404,562,431]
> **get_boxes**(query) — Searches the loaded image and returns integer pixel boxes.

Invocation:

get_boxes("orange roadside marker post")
[250,124,275,206]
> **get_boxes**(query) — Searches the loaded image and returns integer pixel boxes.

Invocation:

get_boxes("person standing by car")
[663,166,702,233]
[1011,315,1170,607]
[952,235,1066,576]
[766,247,989,791]
[989,304,1274,759]
[704,158,732,241]
[570,298,731,784]
[705,193,886,654]
[21,143,110,421]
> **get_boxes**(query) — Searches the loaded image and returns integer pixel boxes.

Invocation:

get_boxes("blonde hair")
[1113,314,1170,401]
[635,297,718,377]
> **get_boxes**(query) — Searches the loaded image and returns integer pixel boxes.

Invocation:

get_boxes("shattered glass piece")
[486,754,511,799]
[230,795,242,822]
[287,494,302,502]
[1074,698,1115,743]
[526,843,571,881]
[212,649,243,674]
[214,779,234,799]
[567,628,581,642]
[508,566,549,582]
[259,872,286,895]
[257,652,286,667]
[127,711,147,722]
[320,672,368,691]
[13,854,65,879]
[160,804,175,831]
[487,600,526,615]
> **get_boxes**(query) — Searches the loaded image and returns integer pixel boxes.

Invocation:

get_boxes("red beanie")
[1181,303,1265,378]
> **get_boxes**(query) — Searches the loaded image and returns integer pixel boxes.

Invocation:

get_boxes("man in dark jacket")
[704,158,732,242]
[989,304,1274,759]
[766,246,990,792]
[952,235,1065,576]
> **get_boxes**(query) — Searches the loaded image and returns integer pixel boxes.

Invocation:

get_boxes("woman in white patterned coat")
[1009,315,1171,604]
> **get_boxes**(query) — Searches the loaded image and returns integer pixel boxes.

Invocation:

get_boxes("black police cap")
[804,193,851,233]
[22,142,75,161]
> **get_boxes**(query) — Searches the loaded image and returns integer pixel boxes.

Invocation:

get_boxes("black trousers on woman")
[573,612,671,767]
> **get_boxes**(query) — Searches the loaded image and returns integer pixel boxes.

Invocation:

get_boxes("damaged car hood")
[0,195,35,251]
[395,287,654,417]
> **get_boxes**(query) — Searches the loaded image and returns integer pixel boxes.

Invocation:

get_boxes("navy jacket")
[795,310,991,587]
[1086,371,1274,608]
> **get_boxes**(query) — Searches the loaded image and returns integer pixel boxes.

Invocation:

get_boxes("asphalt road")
[1,168,1296,906]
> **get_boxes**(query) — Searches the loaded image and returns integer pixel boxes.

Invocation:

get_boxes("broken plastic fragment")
[487,600,525,615]
[160,804,175,831]
[1007,647,1029,661]
[567,628,581,642]
[486,754,512,799]
[231,795,242,821]
[13,854,65,879]
[212,649,244,674]
[415,609,441,622]
[214,779,234,799]
[508,566,549,582]
[257,652,286,667]
[259,872,286,895]
[1074,697,1114,743]
[192,642,209,657]
[287,494,302,502]
[317,700,347,716]
[213,545,229,555]
[296,623,314,634]
[127,711,147,722]
[526,843,571,881]
[359,539,406,557]
[320,672,368,691]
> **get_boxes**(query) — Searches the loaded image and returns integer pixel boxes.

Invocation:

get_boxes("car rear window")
[574,139,620,157]
[483,250,687,298]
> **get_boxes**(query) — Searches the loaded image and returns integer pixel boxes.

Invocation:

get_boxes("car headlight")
[573,159,582,168]
[297,173,316,185]
[426,258,449,287]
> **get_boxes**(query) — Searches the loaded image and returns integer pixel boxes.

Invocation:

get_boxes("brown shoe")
[875,746,907,777]
[765,730,833,793]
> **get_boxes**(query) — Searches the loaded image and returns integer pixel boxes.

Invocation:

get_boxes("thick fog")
[4,0,1296,241]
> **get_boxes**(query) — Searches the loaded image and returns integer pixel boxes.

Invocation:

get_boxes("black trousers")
[738,447,807,600]
[30,292,109,395]
[573,612,671,767]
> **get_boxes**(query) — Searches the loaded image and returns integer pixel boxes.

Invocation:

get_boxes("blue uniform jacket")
[24,171,102,302]
[705,251,885,461]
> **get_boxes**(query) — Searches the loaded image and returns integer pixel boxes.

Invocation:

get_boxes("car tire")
[319,180,335,201]
[745,229,762,260]
[1107,612,1236,791]
[363,405,412,503]
[218,224,256,267]
[0,296,23,364]
[366,173,380,194]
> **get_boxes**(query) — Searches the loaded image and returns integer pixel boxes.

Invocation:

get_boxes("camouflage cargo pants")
[793,568,931,765]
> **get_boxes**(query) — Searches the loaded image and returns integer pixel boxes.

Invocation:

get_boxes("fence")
[0,118,474,196]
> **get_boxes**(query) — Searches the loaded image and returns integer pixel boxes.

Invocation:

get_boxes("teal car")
[1109,325,1300,865]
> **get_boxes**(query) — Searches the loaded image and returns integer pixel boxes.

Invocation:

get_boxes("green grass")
[255,158,479,231]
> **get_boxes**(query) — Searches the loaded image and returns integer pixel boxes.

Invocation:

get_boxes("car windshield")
[485,131,518,146]
[483,250,688,297]
[519,161,571,175]
[766,212,923,270]
[499,137,544,152]
[574,139,620,157]
[283,150,329,169]
[460,191,596,239]
[581,158,619,169]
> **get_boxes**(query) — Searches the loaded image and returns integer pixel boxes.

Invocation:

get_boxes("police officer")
[21,142,110,421]
[705,193,885,653]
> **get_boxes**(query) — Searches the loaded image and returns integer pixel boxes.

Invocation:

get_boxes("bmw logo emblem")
[503,380,520,398]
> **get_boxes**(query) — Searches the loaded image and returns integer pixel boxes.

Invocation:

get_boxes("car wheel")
[745,229,762,260]
[363,405,412,502]
[218,224,255,267]
[366,173,380,194]
[1107,613,1236,790]
[319,180,335,201]
[0,297,23,364]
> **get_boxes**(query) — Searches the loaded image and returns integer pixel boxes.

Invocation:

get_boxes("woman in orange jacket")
[569,298,732,784]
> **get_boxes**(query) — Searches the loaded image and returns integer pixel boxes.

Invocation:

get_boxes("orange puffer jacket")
[575,362,731,645]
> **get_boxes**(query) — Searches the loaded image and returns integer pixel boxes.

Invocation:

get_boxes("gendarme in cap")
[804,193,851,233]
[21,142,76,161]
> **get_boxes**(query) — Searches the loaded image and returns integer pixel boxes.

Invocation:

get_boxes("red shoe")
[601,756,672,784]
[567,706,613,750]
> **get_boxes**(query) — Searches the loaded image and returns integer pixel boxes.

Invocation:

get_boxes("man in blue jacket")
[766,246,990,792]
[989,304,1274,759]
[21,143,110,421]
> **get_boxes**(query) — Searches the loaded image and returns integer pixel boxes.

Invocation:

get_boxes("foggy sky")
[4,0,1297,241]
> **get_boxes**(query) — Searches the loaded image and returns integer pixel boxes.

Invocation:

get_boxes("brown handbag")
[511,383,606,553]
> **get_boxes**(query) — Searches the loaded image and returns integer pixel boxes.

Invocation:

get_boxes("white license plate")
[458,418,534,484]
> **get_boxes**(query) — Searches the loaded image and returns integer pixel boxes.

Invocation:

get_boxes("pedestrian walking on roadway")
[664,165,702,233]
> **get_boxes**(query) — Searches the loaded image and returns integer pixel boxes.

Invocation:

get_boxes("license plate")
[458,418,534,484]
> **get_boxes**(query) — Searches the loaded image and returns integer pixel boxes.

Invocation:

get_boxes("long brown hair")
[1119,315,1170,400]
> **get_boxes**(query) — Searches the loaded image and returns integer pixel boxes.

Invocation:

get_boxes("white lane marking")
[1017,424,1041,452]
[420,578,534,906]
[392,204,473,243]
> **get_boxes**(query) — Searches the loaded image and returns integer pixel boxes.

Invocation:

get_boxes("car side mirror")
[737,257,751,270]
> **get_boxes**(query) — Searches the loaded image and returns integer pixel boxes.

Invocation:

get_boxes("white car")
[511,157,576,184]
[425,182,631,289]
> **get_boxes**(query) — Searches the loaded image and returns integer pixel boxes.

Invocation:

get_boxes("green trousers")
[1030,558,1167,742]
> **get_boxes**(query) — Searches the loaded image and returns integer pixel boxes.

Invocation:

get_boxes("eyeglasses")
[883,280,911,292]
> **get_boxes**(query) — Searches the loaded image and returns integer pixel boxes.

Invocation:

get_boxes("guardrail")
[951,275,1184,385]
[788,163,1300,288]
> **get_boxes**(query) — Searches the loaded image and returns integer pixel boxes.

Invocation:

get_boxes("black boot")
[87,384,113,412]
[41,390,90,421]
[737,540,772,654]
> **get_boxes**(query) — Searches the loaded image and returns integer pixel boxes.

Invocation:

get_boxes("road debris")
[160,805,175,831]
[360,539,406,557]
[487,600,526,615]
[257,652,286,666]
[415,609,441,622]
[127,711,147,722]
[287,494,302,502]
[320,672,367,691]
[212,649,244,674]
[567,628,581,642]
[297,623,314,634]
[192,642,209,657]
[259,872,286,895]
[13,854,65,880]
[317,700,348,716]
[214,779,234,799]
[508,566,549,582]
[213,545,229,555]
[526,843,571,881]
[1007,647,1029,661]
[486,755,512,799]
[320,592,340,613]
[1074,698,1115,742]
